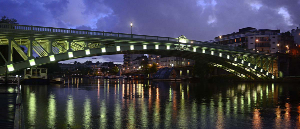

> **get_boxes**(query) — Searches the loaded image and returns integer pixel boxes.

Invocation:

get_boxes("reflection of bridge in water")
[23,79,300,128]
[0,24,278,80]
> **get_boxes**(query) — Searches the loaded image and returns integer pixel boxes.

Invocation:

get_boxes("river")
[22,79,300,129]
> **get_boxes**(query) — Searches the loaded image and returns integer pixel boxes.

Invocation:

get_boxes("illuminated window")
[143,45,147,49]
[155,45,159,49]
[235,39,236,42]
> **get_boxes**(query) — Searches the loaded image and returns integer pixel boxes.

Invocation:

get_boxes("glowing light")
[130,45,134,50]
[260,69,263,72]
[211,51,214,55]
[68,52,73,58]
[29,59,36,66]
[155,45,159,49]
[116,46,121,51]
[130,22,133,27]
[49,55,55,61]
[85,49,90,55]
[272,75,275,79]
[143,45,147,49]
[248,63,251,67]
[167,45,170,50]
[179,39,187,43]
[227,55,230,59]
[219,35,222,39]
[256,39,259,42]
[241,60,244,64]
[255,66,257,69]
[277,44,280,46]
[234,58,237,61]
[266,72,269,76]
[102,47,106,53]
[193,47,196,52]
[202,49,205,53]
[219,53,222,57]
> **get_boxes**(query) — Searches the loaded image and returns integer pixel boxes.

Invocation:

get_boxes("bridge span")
[0,24,278,80]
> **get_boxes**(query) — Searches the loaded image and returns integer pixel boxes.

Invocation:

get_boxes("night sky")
[1,0,299,64]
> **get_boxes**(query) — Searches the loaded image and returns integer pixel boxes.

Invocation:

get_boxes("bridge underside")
[0,24,278,80]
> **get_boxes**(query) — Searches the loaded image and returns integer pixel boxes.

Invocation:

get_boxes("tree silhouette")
[0,16,18,24]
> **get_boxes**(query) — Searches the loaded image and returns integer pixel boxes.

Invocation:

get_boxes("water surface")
[22,79,300,128]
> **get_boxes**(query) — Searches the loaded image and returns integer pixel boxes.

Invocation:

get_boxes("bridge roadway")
[0,24,277,80]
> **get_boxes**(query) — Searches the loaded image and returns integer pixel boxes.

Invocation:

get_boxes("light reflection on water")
[22,79,300,128]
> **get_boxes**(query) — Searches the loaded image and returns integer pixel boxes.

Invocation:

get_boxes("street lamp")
[130,22,133,38]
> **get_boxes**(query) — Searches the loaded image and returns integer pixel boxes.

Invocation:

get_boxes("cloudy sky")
[1,0,299,64]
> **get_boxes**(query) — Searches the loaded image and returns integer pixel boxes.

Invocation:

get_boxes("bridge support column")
[28,37,34,58]
[67,40,73,51]
[271,59,274,75]
[48,39,54,55]
[84,41,89,49]
[7,37,13,63]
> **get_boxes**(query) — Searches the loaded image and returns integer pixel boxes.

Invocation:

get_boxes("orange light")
[256,39,259,42]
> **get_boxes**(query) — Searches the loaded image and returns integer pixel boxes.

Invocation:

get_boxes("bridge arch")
[1,44,274,80]
[0,24,277,80]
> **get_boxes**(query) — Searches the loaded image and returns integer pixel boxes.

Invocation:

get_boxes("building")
[291,27,300,45]
[123,54,144,73]
[159,56,194,68]
[215,27,286,53]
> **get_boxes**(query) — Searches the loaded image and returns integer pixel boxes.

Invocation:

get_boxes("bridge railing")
[0,23,205,43]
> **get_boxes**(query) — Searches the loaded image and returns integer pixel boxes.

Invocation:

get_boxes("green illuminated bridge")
[0,24,278,80]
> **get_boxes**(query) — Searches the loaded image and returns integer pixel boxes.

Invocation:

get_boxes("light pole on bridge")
[130,22,133,38]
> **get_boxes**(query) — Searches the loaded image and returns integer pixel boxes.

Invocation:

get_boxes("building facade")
[214,27,291,53]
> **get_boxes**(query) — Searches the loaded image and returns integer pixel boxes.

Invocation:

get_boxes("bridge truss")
[0,24,278,80]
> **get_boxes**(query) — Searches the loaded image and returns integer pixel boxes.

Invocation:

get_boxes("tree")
[0,16,18,24]
[149,63,158,74]
[110,66,119,75]
[193,61,213,79]
[141,60,150,75]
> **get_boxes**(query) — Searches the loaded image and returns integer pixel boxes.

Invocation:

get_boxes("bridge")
[0,24,278,80]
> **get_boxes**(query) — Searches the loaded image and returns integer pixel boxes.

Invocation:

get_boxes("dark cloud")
[1,0,299,63]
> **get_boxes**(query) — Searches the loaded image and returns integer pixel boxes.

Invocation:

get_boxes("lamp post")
[130,22,133,38]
